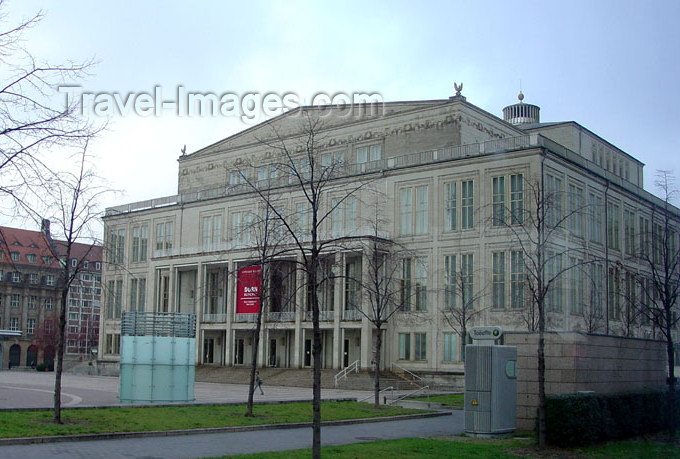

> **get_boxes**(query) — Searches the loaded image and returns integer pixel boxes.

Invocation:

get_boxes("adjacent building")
[99,90,680,375]
[0,221,102,369]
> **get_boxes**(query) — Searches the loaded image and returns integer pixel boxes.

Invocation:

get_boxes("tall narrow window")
[415,186,428,234]
[510,173,524,224]
[569,184,584,237]
[444,255,456,310]
[398,333,410,360]
[607,203,621,250]
[510,251,524,309]
[461,180,474,229]
[414,333,427,360]
[444,182,457,231]
[624,209,636,256]
[492,176,505,226]
[139,226,148,261]
[545,174,562,227]
[589,194,603,243]
[443,332,457,361]
[492,252,506,309]
[414,258,427,311]
[570,258,584,315]
[461,253,474,309]
[399,188,412,236]
[400,258,413,311]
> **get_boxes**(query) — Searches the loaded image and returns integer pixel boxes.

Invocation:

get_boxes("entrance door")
[269,339,277,367]
[304,339,312,367]
[203,338,214,364]
[343,339,349,368]
[234,338,244,365]
[9,344,20,368]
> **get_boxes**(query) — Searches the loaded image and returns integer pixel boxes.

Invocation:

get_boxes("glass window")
[398,333,410,360]
[461,180,474,229]
[443,332,456,361]
[415,333,427,360]
[444,182,457,231]
[492,252,506,309]
[492,176,505,226]
[444,255,456,310]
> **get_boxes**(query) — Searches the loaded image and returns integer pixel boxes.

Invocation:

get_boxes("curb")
[0,411,451,446]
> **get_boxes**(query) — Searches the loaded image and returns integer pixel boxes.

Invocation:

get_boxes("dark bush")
[545,390,678,447]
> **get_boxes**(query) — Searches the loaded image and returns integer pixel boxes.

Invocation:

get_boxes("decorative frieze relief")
[179,112,504,179]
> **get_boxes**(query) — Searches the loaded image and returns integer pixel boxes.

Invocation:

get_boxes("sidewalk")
[0,412,462,458]
[0,370,463,457]
[0,370,375,409]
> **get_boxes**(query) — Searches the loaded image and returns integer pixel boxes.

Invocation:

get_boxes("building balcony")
[203,313,227,323]
[266,311,295,322]
[342,309,362,321]
[303,310,334,321]
[105,134,548,218]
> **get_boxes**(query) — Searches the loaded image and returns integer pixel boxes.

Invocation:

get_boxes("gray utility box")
[465,344,517,436]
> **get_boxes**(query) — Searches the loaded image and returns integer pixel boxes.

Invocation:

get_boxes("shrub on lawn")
[545,390,677,447]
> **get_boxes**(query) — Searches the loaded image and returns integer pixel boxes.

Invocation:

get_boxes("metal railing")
[105,134,549,217]
[266,311,295,322]
[121,312,196,337]
[304,310,334,321]
[358,386,394,404]
[334,359,360,386]
[342,309,362,321]
[386,385,430,406]
[391,363,426,386]
[203,313,227,323]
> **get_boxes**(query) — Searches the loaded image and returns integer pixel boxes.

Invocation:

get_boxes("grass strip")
[409,394,464,407]
[221,436,680,458]
[0,401,422,439]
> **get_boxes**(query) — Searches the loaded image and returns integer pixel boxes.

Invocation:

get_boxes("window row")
[0,293,55,309]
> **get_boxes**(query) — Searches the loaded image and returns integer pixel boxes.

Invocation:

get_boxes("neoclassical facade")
[99,91,679,374]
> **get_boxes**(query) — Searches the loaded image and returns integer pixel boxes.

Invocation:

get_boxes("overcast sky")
[4,0,680,232]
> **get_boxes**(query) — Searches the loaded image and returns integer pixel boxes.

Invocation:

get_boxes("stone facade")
[504,331,667,430]
[99,93,679,379]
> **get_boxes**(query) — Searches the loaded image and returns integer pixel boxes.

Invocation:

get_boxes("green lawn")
[409,394,464,407]
[221,436,680,458]
[0,402,422,439]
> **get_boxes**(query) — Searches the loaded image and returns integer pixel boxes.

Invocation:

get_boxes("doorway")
[9,344,20,368]
[343,339,350,367]
[203,338,214,364]
[234,338,244,365]
[304,339,312,367]
[269,339,277,367]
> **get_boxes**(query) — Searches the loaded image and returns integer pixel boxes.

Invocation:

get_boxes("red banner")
[236,265,262,314]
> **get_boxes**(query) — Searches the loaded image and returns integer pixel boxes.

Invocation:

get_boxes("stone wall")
[503,331,667,430]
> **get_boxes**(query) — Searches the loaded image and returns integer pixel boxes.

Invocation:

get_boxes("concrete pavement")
[0,412,463,458]
[0,370,463,458]
[0,370,376,409]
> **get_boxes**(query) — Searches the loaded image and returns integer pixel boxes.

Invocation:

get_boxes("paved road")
[0,413,463,458]
[0,370,375,409]
[0,371,462,458]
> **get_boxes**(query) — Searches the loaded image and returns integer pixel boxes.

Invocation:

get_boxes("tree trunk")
[374,327,382,408]
[246,313,263,417]
[54,287,68,423]
[312,315,322,458]
[667,321,676,440]
[537,304,547,448]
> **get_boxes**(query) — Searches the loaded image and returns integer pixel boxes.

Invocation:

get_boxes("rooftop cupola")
[502,91,540,125]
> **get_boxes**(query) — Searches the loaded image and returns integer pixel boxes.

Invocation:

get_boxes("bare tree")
[498,173,589,447]
[42,146,108,423]
[637,170,680,439]
[0,3,99,217]
[348,199,404,408]
[242,200,288,417]
[241,111,368,457]
[440,253,487,362]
